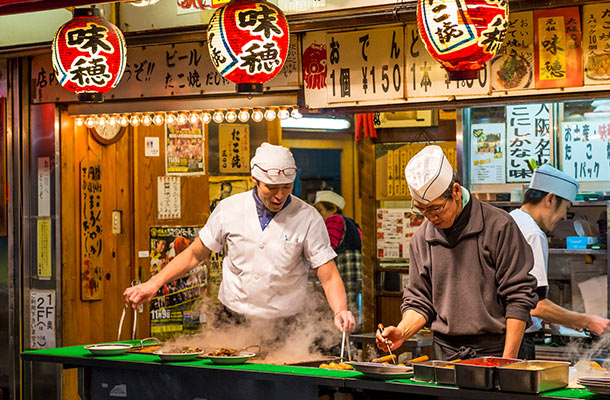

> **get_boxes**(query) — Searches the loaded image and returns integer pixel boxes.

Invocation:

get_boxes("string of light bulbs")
[74,106,303,129]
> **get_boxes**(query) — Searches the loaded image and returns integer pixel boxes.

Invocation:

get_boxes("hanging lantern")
[207,0,290,94]
[417,0,508,80]
[52,7,127,102]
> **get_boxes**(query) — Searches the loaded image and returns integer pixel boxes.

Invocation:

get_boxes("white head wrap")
[250,142,297,184]
[405,145,454,204]
[314,190,345,210]
[529,164,579,202]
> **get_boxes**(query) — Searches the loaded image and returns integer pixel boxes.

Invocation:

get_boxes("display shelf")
[548,248,607,255]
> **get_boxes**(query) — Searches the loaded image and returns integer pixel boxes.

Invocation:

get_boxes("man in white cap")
[510,164,610,359]
[124,142,355,333]
[376,145,538,360]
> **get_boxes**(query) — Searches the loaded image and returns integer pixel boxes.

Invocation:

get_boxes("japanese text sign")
[80,160,104,301]
[561,120,610,181]
[583,3,610,85]
[218,124,250,173]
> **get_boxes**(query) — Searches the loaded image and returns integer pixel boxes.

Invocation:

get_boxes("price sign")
[561,121,610,181]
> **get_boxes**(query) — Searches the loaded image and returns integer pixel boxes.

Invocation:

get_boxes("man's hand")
[334,310,355,332]
[123,281,159,309]
[586,315,610,336]
[375,326,405,352]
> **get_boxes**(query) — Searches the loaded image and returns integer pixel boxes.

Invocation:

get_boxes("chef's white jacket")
[510,208,549,332]
[199,190,337,319]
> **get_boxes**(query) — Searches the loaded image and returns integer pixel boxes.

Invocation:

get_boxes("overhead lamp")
[166,113,176,124]
[201,112,212,124]
[97,115,107,127]
[141,114,153,127]
[75,117,84,127]
[108,115,118,126]
[85,117,95,128]
[264,108,277,121]
[130,114,141,127]
[213,110,225,124]
[119,115,130,127]
[189,112,200,124]
[238,109,250,123]
[177,113,188,124]
[153,114,164,126]
[252,109,264,123]
[225,110,237,123]
[280,117,351,131]
[278,107,290,120]
[291,108,303,119]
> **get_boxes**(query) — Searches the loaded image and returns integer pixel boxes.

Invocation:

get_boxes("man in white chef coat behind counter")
[510,164,610,359]
[124,142,355,333]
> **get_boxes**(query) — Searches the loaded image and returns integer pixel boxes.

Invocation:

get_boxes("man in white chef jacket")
[511,164,610,359]
[124,142,355,333]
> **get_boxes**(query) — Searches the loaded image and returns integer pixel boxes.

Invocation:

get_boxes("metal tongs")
[377,323,397,364]
[118,280,139,341]
[340,329,352,362]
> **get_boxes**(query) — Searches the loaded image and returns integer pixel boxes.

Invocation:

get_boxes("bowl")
[200,351,257,365]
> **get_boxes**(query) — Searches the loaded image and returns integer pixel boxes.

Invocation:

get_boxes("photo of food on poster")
[166,118,205,175]
[470,123,506,184]
[149,226,206,339]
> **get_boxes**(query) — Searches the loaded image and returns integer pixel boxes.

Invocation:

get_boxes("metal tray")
[435,362,457,386]
[412,360,453,383]
[497,361,569,393]
[346,361,413,379]
[455,357,520,390]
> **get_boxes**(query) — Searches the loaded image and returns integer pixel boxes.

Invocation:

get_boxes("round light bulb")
[119,115,130,127]
[166,113,176,124]
[85,117,95,128]
[225,110,237,123]
[291,108,303,119]
[189,113,200,124]
[213,111,224,124]
[153,114,164,126]
[130,115,141,127]
[264,108,277,121]
[177,113,187,124]
[108,115,118,126]
[201,112,212,124]
[252,109,264,122]
[75,117,84,127]
[97,116,107,126]
[141,114,153,127]
[278,108,290,120]
[238,109,250,122]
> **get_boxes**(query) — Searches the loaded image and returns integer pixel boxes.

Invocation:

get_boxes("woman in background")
[314,191,363,332]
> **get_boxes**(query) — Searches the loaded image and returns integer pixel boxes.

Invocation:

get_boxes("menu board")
[471,123,506,184]
[561,121,610,181]
[376,208,423,260]
[506,104,551,182]
[583,3,610,85]
[491,12,535,91]
[218,123,250,174]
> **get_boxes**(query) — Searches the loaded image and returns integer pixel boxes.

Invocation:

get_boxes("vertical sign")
[326,26,404,103]
[583,3,610,85]
[30,290,56,349]
[166,119,205,176]
[491,12,535,91]
[471,123,506,184]
[376,209,424,259]
[534,7,583,89]
[37,157,50,217]
[218,124,250,173]
[80,160,103,301]
[37,218,52,280]
[157,176,181,220]
[506,104,551,182]
[561,121,610,181]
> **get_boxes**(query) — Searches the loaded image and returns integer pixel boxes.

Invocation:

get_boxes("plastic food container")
[455,357,520,390]
[497,361,569,393]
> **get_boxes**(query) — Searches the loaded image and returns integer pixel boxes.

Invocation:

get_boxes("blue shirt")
[253,186,292,230]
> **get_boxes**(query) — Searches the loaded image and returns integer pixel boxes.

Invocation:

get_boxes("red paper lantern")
[207,0,289,94]
[417,0,508,80]
[52,8,127,102]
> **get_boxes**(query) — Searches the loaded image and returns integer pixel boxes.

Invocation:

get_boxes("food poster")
[207,177,255,305]
[218,124,250,174]
[166,118,205,176]
[491,12,535,91]
[149,226,206,339]
[506,104,551,182]
[583,3,610,85]
[376,208,424,260]
[560,121,610,181]
[534,7,583,89]
[471,123,506,184]
[405,24,490,98]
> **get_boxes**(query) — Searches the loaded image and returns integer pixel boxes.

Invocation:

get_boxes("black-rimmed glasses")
[254,164,297,177]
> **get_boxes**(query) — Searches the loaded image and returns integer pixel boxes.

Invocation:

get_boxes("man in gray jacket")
[376,145,538,360]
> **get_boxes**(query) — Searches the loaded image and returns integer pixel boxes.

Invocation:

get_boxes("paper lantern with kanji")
[417,0,508,80]
[52,8,127,103]
[207,0,289,94]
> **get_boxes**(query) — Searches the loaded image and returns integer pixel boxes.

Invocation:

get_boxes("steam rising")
[563,332,610,387]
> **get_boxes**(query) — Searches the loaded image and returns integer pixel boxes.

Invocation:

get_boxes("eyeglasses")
[254,164,297,177]
[414,198,449,218]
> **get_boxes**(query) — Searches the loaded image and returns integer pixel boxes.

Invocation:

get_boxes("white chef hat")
[250,142,297,185]
[314,190,345,210]
[529,164,579,202]
[405,145,454,204]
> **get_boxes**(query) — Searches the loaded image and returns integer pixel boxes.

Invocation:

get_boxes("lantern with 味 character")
[52,7,127,103]
[417,0,509,80]
[207,0,289,94]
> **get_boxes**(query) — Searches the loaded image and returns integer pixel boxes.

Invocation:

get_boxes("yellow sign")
[538,16,567,81]
[218,124,250,173]
[37,218,52,280]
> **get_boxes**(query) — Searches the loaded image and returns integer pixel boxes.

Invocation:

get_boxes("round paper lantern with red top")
[207,0,289,94]
[417,0,508,80]
[52,7,127,103]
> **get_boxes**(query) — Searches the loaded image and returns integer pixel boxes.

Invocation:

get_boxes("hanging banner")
[326,26,404,103]
[165,119,205,176]
[583,3,610,85]
[534,7,583,89]
[506,104,551,182]
[218,124,250,174]
[80,160,103,301]
[471,123,506,184]
[561,120,610,181]
[491,12,535,91]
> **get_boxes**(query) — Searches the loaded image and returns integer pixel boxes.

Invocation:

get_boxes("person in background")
[124,142,355,333]
[510,164,610,359]
[314,190,363,332]
[376,145,538,360]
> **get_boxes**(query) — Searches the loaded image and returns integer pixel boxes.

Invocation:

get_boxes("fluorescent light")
[280,117,350,130]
